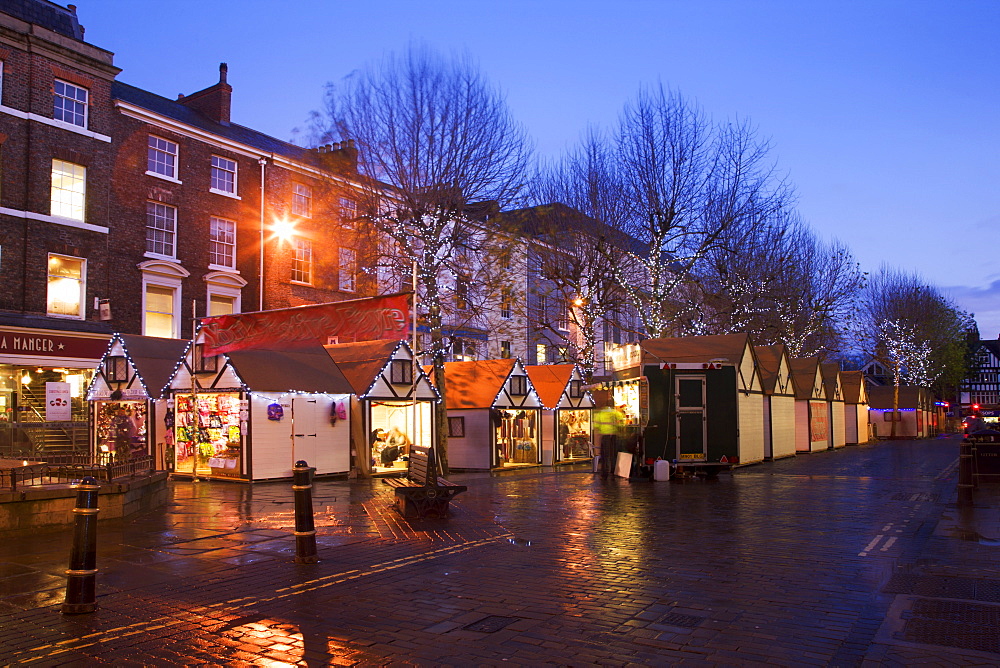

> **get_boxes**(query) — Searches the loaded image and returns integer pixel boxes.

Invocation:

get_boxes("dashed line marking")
[859,535,884,556]
[880,536,898,551]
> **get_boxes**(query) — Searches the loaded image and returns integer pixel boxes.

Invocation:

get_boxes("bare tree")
[857,267,972,437]
[517,130,634,380]
[610,85,790,338]
[316,45,531,473]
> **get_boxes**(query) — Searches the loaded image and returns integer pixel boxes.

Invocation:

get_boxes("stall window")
[509,375,528,396]
[448,416,465,438]
[569,379,583,398]
[105,356,128,382]
[389,359,413,385]
[193,343,218,373]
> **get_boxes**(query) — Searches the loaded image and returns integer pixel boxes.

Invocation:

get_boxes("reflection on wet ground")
[1,438,999,665]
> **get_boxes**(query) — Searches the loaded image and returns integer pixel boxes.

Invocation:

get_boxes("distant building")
[961,339,1000,417]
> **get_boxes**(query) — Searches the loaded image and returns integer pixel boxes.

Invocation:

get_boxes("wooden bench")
[382,445,467,518]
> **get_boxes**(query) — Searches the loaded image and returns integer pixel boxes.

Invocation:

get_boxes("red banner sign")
[200,293,410,356]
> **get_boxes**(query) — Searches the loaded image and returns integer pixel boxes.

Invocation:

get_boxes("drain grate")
[883,573,1000,603]
[909,598,1000,625]
[890,492,940,502]
[463,615,520,633]
[901,599,1000,655]
[656,612,705,628]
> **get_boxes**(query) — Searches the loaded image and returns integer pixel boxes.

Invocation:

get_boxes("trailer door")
[675,375,707,461]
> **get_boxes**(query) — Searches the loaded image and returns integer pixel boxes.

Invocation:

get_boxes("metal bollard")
[62,476,100,614]
[292,460,318,564]
[958,438,974,507]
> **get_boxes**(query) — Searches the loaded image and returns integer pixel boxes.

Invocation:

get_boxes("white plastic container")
[653,459,672,481]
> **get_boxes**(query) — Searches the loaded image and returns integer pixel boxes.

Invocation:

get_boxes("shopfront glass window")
[558,409,592,460]
[173,393,243,477]
[495,409,538,466]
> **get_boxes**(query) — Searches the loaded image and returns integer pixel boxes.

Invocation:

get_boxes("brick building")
[0,0,372,455]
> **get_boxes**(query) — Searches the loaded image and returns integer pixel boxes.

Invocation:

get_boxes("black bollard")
[62,476,100,614]
[958,438,974,507]
[292,460,318,564]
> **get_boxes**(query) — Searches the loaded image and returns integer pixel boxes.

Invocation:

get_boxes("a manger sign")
[200,294,411,356]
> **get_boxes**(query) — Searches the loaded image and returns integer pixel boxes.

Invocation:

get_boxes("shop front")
[435,359,542,470]
[324,339,437,477]
[526,364,594,465]
[0,319,111,457]
[88,334,189,468]
[165,344,355,481]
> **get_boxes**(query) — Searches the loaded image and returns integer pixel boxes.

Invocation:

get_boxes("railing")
[3,455,155,490]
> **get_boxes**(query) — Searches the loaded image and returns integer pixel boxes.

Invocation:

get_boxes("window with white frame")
[51,160,86,221]
[500,288,512,319]
[147,136,178,179]
[500,341,511,359]
[146,202,177,257]
[209,217,236,268]
[210,155,237,194]
[144,284,176,338]
[291,237,312,283]
[208,293,236,316]
[53,80,88,128]
[291,183,312,217]
[338,247,356,292]
[46,254,85,318]
[0,62,4,105]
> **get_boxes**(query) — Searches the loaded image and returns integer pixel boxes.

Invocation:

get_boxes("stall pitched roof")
[868,385,930,410]
[224,346,353,393]
[820,363,843,401]
[118,334,190,398]
[789,357,825,400]
[840,370,868,404]
[324,339,403,395]
[525,364,576,409]
[432,359,519,409]
[641,333,753,365]
[753,344,785,394]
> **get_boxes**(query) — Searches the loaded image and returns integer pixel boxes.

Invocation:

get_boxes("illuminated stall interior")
[325,339,438,475]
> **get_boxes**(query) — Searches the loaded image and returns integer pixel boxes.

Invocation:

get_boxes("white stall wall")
[770,395,797,460]
[248,394,350,480]
[738,394,764,464]
[447,410,492,470]
[830,401,847,449]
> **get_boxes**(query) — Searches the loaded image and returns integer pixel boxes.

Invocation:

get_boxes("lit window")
[500,289,512,319]
[50,160,86,221]
[456,276,470,310]
[339,247,356,292]
[210,155,237,194]
[46,254,85,318]
[208,294,236,316]
[209,217,236,268]
[147,136,178,179]
[144,285,175,337]
[291,237,312,283]
[292,183,312,217]
[146,202,177,257]
[104,356,128,382]
[500,341,511,359]
[536,343,547,364]
[53,80,88,128]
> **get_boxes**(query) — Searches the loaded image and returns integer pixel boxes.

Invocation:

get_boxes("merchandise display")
[94,401,148,460]
[174,393,243,477]
[495,409,539,465]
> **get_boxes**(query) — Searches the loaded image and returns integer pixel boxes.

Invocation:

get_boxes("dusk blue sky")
[77,0,1000,337]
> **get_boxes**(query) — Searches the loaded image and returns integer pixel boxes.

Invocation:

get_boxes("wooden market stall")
[323,339,438,477]
[87,333,189,469]
[840,370,871,444]
[821,363,847,449]
[165,344,354,481]
[789,357,829,453]
[753,344,798,460]
[635,333,766,468]
[525,364,594,465]
[432,359,542,470]
[868,386,934,439]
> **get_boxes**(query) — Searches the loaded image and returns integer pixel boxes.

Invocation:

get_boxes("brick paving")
[1,435,999,666]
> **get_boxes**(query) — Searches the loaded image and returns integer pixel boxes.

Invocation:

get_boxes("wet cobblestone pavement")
[2,435,1000,666]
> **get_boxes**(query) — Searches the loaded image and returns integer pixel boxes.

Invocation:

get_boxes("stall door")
[676,376,707,461]
[292,397,320,468]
